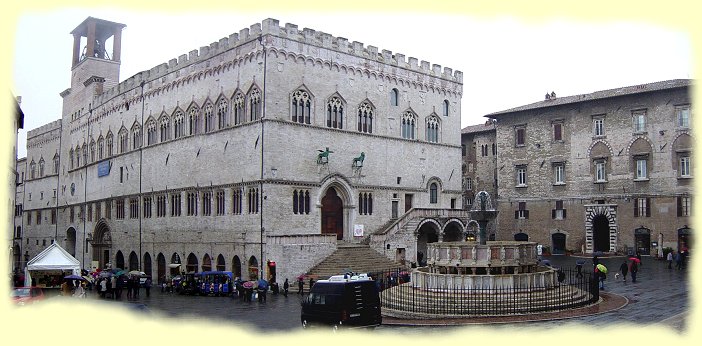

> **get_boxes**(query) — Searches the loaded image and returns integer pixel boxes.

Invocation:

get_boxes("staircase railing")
[368,208,470,244]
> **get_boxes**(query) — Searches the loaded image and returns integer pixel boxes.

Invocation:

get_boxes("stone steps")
[306,243,406,279]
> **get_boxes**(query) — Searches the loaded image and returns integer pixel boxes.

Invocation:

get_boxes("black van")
[301,273,381,331]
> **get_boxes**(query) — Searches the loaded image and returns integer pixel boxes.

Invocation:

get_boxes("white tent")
[24,243,81,286]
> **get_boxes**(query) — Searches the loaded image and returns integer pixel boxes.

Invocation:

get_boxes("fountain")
[380,191,596,318]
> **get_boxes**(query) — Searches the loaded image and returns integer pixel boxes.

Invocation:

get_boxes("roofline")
[485,79,692,118]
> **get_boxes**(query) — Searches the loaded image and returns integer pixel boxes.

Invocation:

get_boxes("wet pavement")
[79,255,689,333]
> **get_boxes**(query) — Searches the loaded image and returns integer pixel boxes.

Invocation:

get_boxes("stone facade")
[485,80,693,255]
[14,17,464,284]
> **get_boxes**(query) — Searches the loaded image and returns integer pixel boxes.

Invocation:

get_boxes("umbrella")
[128,270,146,277]
[596,263,608,274]
[98,271,113,278]
[64,274,86,281]
[242,281,254,289]
[629,257,641,264]
[113,270,127,277]
[82,275,95,283]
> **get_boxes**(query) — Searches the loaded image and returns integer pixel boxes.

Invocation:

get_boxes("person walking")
[629,258,639,283]
[675,251,682,270]
[619,260,628,282]
[283,278,289,297]
[309,277,315,292]
[667,251,674,269]
[595,263,607,290]
[297,277,304,295]
[145,278,152,298]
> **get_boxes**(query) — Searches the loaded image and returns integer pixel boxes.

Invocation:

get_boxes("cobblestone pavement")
[76,255,689,333]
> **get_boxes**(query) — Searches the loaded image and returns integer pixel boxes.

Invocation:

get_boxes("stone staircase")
[306,241,407,279]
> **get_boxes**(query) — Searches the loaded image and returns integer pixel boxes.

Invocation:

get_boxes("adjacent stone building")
[483,80,693,255]
[14,17,465,283]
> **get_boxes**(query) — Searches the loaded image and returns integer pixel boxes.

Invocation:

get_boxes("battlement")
[94,18,462,106]
[27,119,62,139]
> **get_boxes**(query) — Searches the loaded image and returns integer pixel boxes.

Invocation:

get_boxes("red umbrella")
[629,257,641,264]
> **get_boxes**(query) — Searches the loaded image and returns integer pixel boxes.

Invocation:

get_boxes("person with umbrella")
[595,263,607,290]
[629,256,640,282]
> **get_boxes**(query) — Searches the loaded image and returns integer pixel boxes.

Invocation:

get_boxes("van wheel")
[301,320,308,329]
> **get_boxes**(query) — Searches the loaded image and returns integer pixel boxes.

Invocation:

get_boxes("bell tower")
[71,17,126,68]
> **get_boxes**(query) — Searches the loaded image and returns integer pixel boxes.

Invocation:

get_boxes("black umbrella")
[64,274,86,281]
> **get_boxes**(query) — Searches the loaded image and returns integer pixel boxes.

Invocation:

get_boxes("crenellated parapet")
[92,18,462,114]
[27,119,62,149]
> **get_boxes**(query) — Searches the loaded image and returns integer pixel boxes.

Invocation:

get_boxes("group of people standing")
[666,250,689,270]
[96,275,152,300]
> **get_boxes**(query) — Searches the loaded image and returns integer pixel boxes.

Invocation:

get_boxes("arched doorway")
[248,256,259,280]
[202,254,212,272]
[128,251,139,270]
[115,250,125,269]
[635,228,651,255]
[92,220,112,270]
[592,214,610,252]
[186,253,198,273]
[157,253,166,283]
[514,232,529,242]
[232,256,242,278]
[678,226,692,252]
[442,221,464,242]
[143,252,152,277]
[66,227,77,257]
[552,233,566,254]
[321,188,344,240]
[216,254,226,271]
[416,222,439,266]
[170,253,181,276]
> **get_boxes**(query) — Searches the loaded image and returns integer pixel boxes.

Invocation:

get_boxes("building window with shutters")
[552,200,566,220]
[36,210,41,225]
[677,196,691,217]
[676,105,690,128]
[515,125,526,147]
[105,199,112,219]
[515,202,529,219]
[248,188,259,214]
[552,121,563,142]
[516,165,527,187]
[51,209,56,224]
[634,197,651,217]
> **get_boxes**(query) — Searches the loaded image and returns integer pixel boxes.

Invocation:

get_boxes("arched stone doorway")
[635,227,651,255]
[66,227,77,257]
[216,254,226,271]
[143,252,152,278]
[552,233,566,254]
[592,215,610,252]
[157,253,166,283]
[585,204,618,253]
[186,253,198,273]
[248,256,259,280]
[514,232,529,242]
[128,251,139,270]
[92,220,112,270]
[442,220,464,242]
[115,251,125,269]
[202,254,212,271]
[232,256,242,278]
[170,253,181,276]
[416,221,440,266]
[321,187,344,240]
[678,226,692,251]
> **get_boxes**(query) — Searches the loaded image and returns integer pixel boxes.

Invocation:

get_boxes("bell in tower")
[70,17,126,68]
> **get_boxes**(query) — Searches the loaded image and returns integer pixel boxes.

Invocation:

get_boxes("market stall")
[24,243,81,288]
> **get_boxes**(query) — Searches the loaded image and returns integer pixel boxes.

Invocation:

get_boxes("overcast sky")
[10,7,693,158]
